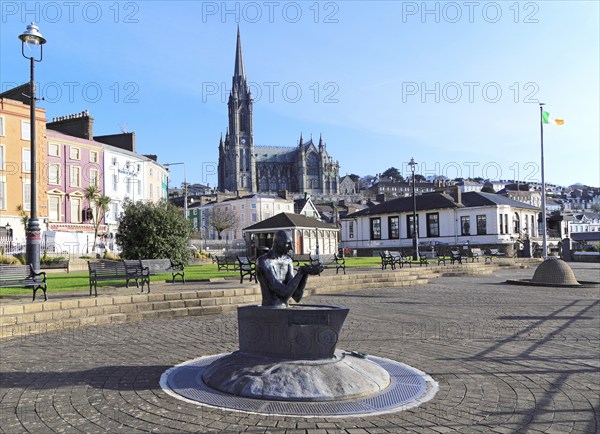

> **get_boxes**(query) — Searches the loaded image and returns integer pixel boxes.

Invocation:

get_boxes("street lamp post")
[409,157,419,261]
[539,103,548,260]
[164,162,187,219]
[19,22,46,271]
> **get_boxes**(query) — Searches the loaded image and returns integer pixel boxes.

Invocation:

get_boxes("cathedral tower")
[218,27,256,193]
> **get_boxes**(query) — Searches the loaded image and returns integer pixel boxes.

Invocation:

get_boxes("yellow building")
[0,97,48,244]
[145,158,168,204]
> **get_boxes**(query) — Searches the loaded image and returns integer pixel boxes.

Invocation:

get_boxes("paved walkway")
[1,264,598,433]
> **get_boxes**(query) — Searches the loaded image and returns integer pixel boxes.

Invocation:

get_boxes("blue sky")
[1,1,598,188]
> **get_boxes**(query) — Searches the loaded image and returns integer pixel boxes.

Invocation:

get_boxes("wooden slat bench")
[124,260,151,292]
[449,250,463,265]
[309,253,346,275]
[389,251,412,269]
[468,248,484,262]
[214,255,239,271]
[380,251,395,270]
[485,248,506,263]
[237,256,257,283]
[88,260,144,297]
[0,264,47,301]
[141,258,185,284]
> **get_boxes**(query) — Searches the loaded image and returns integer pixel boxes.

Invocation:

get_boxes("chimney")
[376,193,386,203]
[277,190,289,200]
[95,132,136,152]
[450,186,462,204]
[47,110,94,139]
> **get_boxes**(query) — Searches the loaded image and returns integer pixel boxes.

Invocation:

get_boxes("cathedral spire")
[233,26,246,91]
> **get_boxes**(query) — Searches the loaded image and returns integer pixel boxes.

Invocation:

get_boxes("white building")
[103,145,167,249]
[190,194,294,242]
[341,191,540,254]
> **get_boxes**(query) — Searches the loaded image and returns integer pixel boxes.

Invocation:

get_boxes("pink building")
[46,129,105,253]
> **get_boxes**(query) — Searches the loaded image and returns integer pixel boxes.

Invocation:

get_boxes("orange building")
[0,96,48,244]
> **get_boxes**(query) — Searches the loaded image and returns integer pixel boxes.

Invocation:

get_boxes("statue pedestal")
[202,304,391,401]
[238,305,349,360]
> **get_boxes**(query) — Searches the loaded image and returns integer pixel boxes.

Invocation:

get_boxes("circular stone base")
[160,352,438,418]
[506,279,599,288]
[202,350,390,401]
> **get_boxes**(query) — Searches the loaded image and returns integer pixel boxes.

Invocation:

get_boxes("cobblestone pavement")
[1,264,599,433]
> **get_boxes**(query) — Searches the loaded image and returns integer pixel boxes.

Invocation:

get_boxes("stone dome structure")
[531,259,580,286]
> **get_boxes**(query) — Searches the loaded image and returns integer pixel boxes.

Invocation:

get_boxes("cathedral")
[217,29,340,196]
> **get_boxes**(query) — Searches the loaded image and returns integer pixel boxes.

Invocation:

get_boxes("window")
[112,173,118,191]
[49,164,60,185]
[70,166,81,187]
[476,215,487,235]
[0,144,4,170]
[251,213,257,222]
[149,168,153,176]
[241,204,245,210]
[504,213,508,235]
[138,180,142,195]
[23,180,31,211]
[48,196,61,222]
[241,215,245,223]
[499,214,504,234]
[0,175,6,209]
[48,143,60,157]
[0,116,4,136]
[111,202,119,221]
[461,216,471,236]
[71,197,82,223]
[426,213,439,237]
[90,151,98,163]
[406,215,419,238]
[388,216,399,239]
[150,183,154,199]
[21,120,30,141]
[349,221,354,238]
[111,157,118,166]
[370,218,381,240]
[251,203,256,209]
[70,147,80,160]
[22,148,31,172]
[126,179,131,194]
[89,169,99,187]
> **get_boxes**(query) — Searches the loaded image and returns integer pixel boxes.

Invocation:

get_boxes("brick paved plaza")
[1,264,599,433]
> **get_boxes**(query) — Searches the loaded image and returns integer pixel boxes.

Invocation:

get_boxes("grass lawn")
[0,257,396,296]
[0,264,240,297]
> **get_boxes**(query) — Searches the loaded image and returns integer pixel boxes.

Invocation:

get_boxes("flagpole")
[539,103,547,260]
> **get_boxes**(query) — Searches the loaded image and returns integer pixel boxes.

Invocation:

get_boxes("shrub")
[103,251,120,260]
[0,255,21,265]
[116,199,192,264]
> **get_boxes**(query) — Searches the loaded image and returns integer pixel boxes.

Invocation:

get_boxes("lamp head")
[408,157,417,171]
[19,22,46,45]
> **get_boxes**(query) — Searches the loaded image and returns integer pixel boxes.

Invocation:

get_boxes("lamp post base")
[26,218,41,271]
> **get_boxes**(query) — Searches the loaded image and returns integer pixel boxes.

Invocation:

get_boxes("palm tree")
[16,204,29,232]
[84,186,111,252]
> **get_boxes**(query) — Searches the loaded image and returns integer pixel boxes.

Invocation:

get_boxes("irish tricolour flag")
[542,111,564,125]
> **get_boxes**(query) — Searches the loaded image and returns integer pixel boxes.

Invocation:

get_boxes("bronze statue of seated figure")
[256,230,322,308]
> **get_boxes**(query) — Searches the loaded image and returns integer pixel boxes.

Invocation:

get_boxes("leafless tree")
[208,206,238,240]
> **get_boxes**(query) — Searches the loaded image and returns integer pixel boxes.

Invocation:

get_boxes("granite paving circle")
[1,264,598,433]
